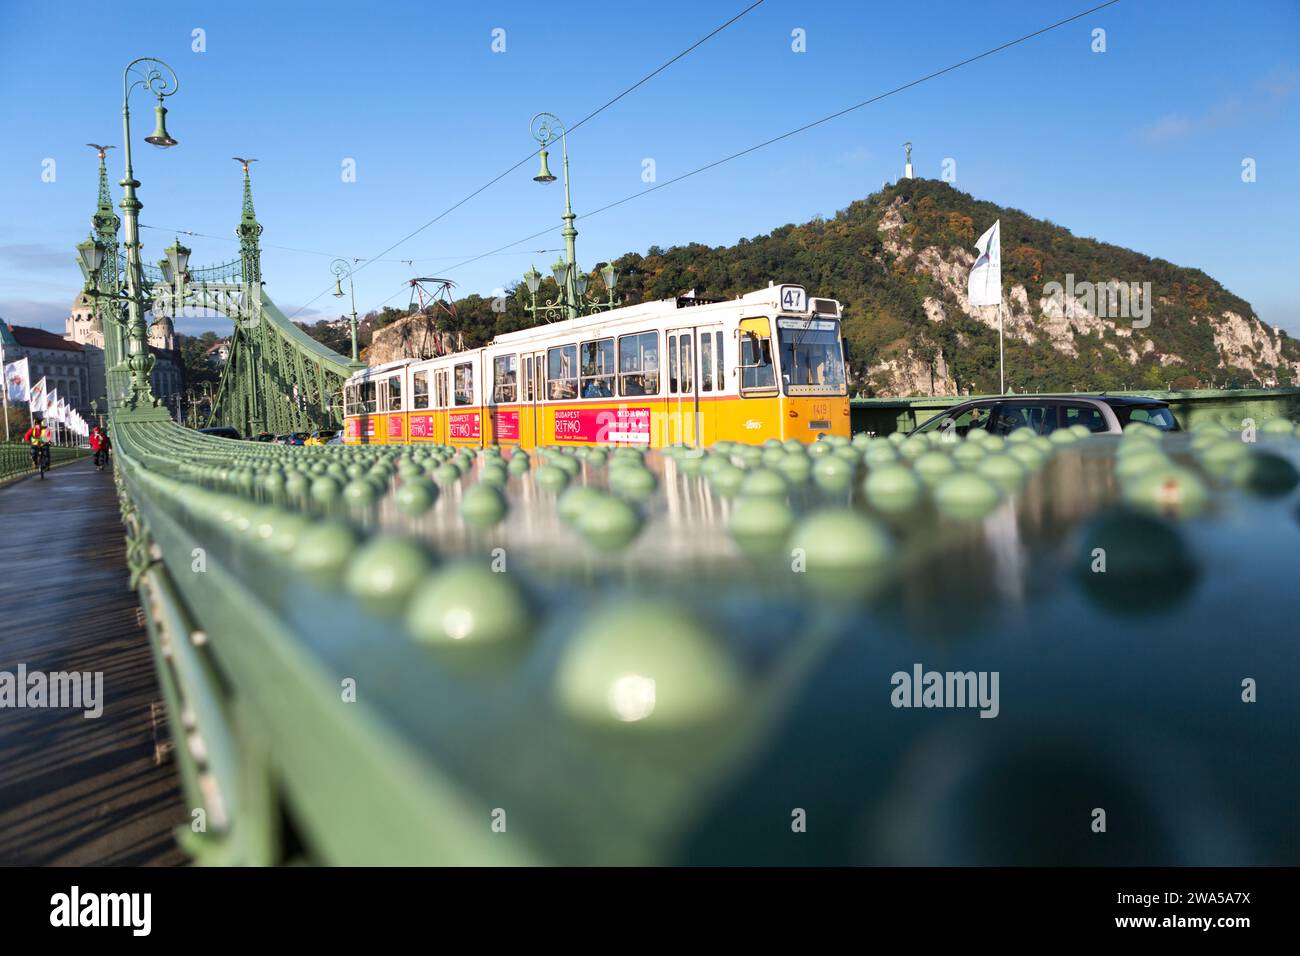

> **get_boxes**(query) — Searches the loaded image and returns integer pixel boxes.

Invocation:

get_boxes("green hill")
[338,179,1298,395]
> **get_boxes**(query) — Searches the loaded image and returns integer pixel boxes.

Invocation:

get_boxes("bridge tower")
[87,145,126,405]
[232,159,266,435]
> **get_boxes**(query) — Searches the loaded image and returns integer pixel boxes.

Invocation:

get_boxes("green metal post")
[118,58,178,419]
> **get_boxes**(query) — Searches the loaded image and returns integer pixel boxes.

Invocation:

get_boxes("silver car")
[912,394,1181,438]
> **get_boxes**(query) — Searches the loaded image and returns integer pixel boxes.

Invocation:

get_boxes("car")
[197,426,243,440]
[911,394,1181,438]
[324,431,345,446]
[249,431,277,443]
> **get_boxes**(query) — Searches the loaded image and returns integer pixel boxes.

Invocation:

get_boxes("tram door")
[667,328,699,447]
[524,350,546,448]
[434,370,449,444]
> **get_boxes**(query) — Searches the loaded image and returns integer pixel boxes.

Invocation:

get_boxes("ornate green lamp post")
[331,259,360,361]
[522,113,619,323]
[117,57,180,417]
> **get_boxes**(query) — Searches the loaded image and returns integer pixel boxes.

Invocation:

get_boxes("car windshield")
[1116,404,1179,431]
[915,404,992,436]
[776,318,846,394]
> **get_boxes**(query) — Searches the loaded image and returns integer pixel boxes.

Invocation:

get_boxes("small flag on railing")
[4,357,30,402]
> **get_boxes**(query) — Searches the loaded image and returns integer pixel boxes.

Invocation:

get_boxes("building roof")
[7,325,82,352]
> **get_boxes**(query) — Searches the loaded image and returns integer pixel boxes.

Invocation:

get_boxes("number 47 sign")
[779,285,806,312]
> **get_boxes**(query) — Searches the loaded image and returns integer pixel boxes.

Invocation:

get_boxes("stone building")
[63,292,185,416]
[1,321,95,421]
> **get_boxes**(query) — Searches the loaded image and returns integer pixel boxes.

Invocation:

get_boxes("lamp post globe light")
[118,57,180,417]
[331,258,360,362]
[521,112,620,323]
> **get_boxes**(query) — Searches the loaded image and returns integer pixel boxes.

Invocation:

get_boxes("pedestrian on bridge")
[90,425,111,471]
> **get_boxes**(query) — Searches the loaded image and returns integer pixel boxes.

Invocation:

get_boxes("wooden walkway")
[0,459,186,865]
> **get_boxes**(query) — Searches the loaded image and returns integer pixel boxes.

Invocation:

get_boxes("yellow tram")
[341,283,849,449]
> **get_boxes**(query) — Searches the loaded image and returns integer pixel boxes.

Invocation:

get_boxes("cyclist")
[90,425,112,470]
[22,420,51,475]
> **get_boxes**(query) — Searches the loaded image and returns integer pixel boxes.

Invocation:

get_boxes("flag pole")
[998,302,1005,395]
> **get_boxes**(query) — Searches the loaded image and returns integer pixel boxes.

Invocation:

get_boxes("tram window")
[493,355,517,404]
[524,356,533,402]
[360,381,377,413]
[740,332,776,392]
[618,331,659,396]
[454,363,473,406]
[580,338,615,398]
[680,335,693,392]
[716,332,725,389]
[381,375,402,412]
[701,335,713,392]
[412,370,430,410]
[548,345,578,400]
[669,337,679,394]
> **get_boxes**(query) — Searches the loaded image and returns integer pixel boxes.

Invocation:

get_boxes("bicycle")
[33,444,51,480]
[94,446,111,471]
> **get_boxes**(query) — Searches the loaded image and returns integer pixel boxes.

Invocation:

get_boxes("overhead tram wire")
[435,0,1124,278]
[283,0,767,319]
[138,223,560,266]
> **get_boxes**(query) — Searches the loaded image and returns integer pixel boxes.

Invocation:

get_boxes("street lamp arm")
[123,57,180,104]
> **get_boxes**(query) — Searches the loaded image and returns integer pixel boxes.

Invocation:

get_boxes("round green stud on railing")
[1231,451,1299,496]
[934,472,1002,520]
[344,535,433,610]
[293,521,361,582]
[863,464,922,513]
[554,600,741,727]
[406,563,530,647]
[394,478,438,515]
[787,507,893,596]
[728,494,795,556]
[577,493,643,551]
[461,482,508,527]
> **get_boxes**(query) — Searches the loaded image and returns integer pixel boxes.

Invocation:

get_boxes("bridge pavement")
[0,459,186,865]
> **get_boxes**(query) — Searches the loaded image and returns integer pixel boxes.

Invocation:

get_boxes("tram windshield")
[777,318,846,394]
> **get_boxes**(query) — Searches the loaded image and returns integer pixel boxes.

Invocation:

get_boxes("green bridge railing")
[0,443,91,484]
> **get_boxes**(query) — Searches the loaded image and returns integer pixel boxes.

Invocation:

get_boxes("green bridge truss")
[80,154,362,438]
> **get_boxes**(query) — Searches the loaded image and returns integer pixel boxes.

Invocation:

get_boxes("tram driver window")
[740,332,776,392]
[454,363,473,406]
[548,345,578,400]
[618,331,659,397]
[493,355,517,404]
[412,370,430,410]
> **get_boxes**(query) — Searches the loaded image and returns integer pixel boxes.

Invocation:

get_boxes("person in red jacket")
[90,425,111,470]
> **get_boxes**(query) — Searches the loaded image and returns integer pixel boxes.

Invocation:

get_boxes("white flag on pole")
[968,219,1002,307]
[30,377,48,413]
[4,357,30,402]
[46,389,59,421]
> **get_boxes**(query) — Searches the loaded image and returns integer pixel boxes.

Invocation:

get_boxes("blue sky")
[1,0,1297,339]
